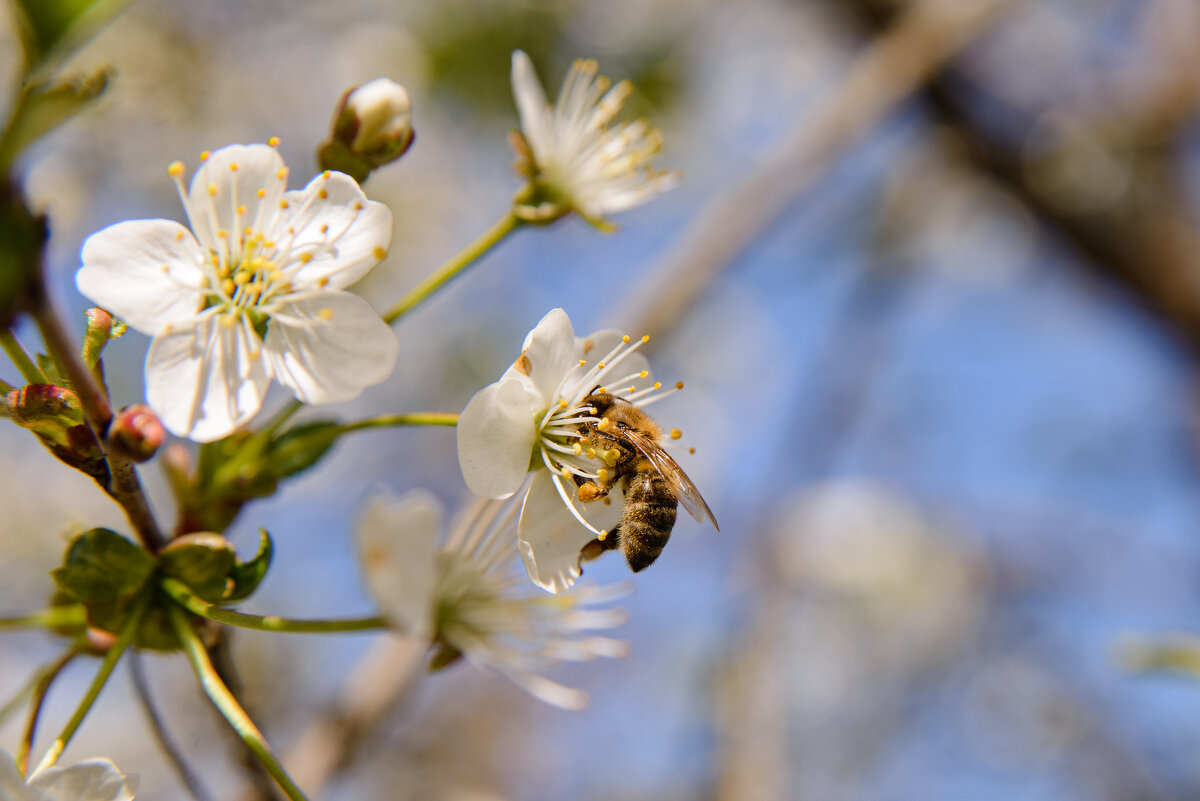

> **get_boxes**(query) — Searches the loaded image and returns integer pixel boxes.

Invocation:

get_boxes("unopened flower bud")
[108,403,166,462]
[319,78,415,182]
[82,306,125,368]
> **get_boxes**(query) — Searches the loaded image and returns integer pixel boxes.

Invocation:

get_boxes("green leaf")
[10,0,128,69]
[51,527,154,602]
[266,420,345,479]
[158,533,237,604]
[0,70,109,172]
[225,529,273,603]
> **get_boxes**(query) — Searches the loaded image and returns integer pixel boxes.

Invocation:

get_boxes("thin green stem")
[339,412,459,433]
[0,605,87,631]
[129,651,214,801]
[167,604,311,801]
[17,650,77,777]
[0,330,46,384]
[32,593,149,774]
[383,210,523,324]
[161,578,386,634]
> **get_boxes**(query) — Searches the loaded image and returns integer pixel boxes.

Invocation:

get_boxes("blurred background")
[4,0,1200,798]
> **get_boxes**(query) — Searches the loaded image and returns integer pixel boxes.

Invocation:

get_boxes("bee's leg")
[579,526,622,564]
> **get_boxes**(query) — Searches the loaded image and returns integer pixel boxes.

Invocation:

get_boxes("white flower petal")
[262,290,398,405]
[457,377,543,499]
[27,758,138,801]
[501,308,577,402]
[0,754,34,801]
[146,312,269,442]
[356,489,440,639]
[272,172,393,290]
[511,50,551,158]
[517,471,623,594]
[186,144,286,251]
[76,220,206,335]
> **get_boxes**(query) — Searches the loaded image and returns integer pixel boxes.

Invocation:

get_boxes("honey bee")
[573,390,718,572]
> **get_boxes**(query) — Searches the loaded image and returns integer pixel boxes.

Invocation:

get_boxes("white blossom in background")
[0,750,138,801]
[509,50,680,229]
[76,142,399,442]
[356,489,630,710]
[457,308,682,592]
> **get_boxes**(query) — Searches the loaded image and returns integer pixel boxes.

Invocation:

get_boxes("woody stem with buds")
[27,257,166,552]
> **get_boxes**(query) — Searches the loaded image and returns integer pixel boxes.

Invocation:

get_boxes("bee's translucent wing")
[622,429,718,531]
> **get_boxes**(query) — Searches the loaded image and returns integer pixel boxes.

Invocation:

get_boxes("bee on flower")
[356,489,630,710]
[508,50,680,230]
[456,308,705,593]
[75,142,399,442]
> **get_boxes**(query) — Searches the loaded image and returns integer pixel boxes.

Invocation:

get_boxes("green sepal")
[0,70,109,173]
[225,529,273,603]
[316,141,370,184]
[51,527,155,603]
[264,420,344,479]
[158,533,237,604]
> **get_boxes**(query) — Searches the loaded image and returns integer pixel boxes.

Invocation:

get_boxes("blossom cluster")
[2,44,703,800]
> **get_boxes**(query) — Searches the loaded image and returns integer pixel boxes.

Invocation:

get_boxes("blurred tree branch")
[839,0,1200,356]
[616,0,1021,342]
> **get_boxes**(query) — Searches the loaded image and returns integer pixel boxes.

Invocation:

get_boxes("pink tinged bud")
[108,404,166,462]
[86,307,112,331]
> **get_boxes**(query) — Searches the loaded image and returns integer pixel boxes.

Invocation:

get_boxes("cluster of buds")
[318,78,415,182]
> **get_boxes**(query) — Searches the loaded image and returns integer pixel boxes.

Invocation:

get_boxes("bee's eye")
[617,422,627,430]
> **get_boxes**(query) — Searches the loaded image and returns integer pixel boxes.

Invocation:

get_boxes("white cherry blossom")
[457,308,682,592]
[356,489,630,710]
[76,142,399,442]
[0,750,138,801]
[509,50,680,228]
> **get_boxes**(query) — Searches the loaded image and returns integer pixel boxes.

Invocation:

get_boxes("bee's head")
[581,387,618,416]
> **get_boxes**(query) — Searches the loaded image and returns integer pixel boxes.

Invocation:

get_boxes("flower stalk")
[0,330,45,384]
[162,578,386,634]
[383,210,522,324]
[32,591,149,774]
[168,603,311,801]
[17,649,77,777]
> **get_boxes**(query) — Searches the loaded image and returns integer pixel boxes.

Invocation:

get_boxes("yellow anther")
[597,468,610,483]
[561,466,572,478]
[244,227,253,236]
[573,443,583,455]
[626,386,636,393]
[279,200,290,209]
[319,223,329,234]
[161,265,169,274]
[276,168,289,181]
[641,335,649,343]
[257,188,267,198]
[602,497,612,506]
[670,428,682,440]
[597,530,608,541]
[299,252,313,264]
[559,399,569,409]
[586,447,597,459]
[318,189,328,200]
[653,382,662,390]
[622,335,630,343]
[200,150,211,161]
[603,450,619,467]
[230,162,239,172]
[598,386,607,394]
[216,229,229,239]
[234,272,251,285]
[267,136,281,147]
[175,231,185,241]
[597,362,606,369]
[598,419,610,432]
[640,371,648,378]
[373,245,387,260]
[353,201,363,211]
[317,277,329,287]
[248,348,261,361]
[208,183,218,196]
[220,313,238,328]
[688,447,696,455]
[322,170,331,179]
[236,205,246,216]
[317,308,334,321]
[167,161,185,177]
[675,381,684,390]
[579,360,587,367]
[222,279,235,295]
